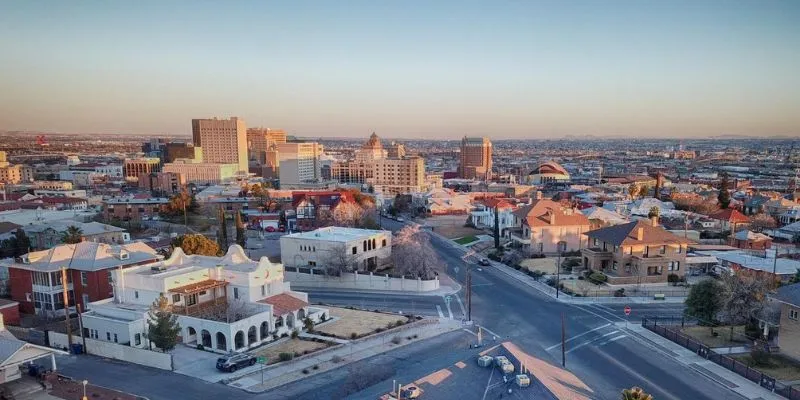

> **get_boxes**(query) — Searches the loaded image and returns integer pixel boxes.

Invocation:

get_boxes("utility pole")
[466,266,472,321]
[555,251,562,298]
[182,198,188,229]
[77,303,87,352]
[561,312,566,367]
[61,267,73,348]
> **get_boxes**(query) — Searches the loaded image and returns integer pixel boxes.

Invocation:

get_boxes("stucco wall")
[284,269,439,292]
[48,331,173,370]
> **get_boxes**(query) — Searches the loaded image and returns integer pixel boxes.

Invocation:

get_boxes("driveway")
[171,345,262,383]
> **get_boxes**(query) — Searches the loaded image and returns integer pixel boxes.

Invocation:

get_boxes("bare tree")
[392,225,444,279]
[749,213,777,233]
[194,298,254,323]
[720,273,768,341]
[322,244,359,276]
[332,202,365,227]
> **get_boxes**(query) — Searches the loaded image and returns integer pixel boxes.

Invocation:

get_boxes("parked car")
[216,353,256,372]
[478,258,491,266]
[266,226,276,232]
[396,217,405,222]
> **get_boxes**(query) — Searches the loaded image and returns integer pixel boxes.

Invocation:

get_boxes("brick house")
[7,242,160,316]
[729,230,772,250]
[772,284,800,361]
[102,196,169,222]
[709,208,750,232]
[291,191,355,231]
[0,299,20,326]
[508,199,590,254]
[581,219,693,284]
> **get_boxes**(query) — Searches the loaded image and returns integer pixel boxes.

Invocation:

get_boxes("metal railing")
[642,316,799,399]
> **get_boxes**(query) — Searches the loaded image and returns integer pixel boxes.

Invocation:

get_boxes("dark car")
[216,353,257,372]
[478,258,491,266]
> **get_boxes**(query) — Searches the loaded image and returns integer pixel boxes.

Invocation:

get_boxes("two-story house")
[508,199,590,254]
[81,245,327,353]
[7,242,160,315]
[291,191,354,231]
[102,196,169,222]
[280,227,392,271]
[772,284,800,361]
[469,199,515,235]
[709,208,750,232]
[581,219,693,284]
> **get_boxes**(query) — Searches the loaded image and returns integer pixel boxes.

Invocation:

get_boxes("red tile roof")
[258,293,308,316]
[482,198,514,209]
[710,208,750,224]
[512,199,590,228]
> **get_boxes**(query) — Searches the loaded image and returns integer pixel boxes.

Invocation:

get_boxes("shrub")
[279,352,293,362]
[667,273,681,286]
[375,328,384,333]
[302,369,309,374]
[294,351,301,358]
[529,270,546,281]
[391,336,402,345]
[614,288,626,297]
[750,343,770,366]
[281,333,289,338]
[588,272,607,284]
[291,330,299,339]
[406,336,412,340]
[413,334,418,339]
[395,320,405,327]
[350,332,358,339]
[332,355,344,363]
[196,344,204,350]
[545,277,557,287]
[313,364,319,370]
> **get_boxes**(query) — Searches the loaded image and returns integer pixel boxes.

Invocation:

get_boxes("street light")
[82,380,88,400]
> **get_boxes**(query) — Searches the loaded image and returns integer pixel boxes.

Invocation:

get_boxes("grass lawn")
[680,325,748,348]
[559,279,614,297]
[314,306,409,339]
[731,353,800,381]
[454,236,479,245]
[251,338,330,365]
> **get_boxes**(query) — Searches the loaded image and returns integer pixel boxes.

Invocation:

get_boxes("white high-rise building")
[276,142,324,187]
[191,117,248,173]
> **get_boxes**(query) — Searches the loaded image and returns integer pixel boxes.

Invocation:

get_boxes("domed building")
[527,161,570,185]
[355,132,387,161]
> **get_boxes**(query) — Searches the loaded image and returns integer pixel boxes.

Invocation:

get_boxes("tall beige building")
[330,133,426,196]
[247,127,287,163]
[458,136,492,181]
[0,151,34,184]
[277,142,324,186]
[191,117,248,172]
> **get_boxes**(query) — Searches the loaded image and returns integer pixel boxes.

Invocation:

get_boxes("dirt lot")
[681,325,748,348]
[560,279,614,296]
[519,258,558,274]
[315,306,408,339]
[251,338,330,365]
[731,353,800,381]
[420,215,484,239]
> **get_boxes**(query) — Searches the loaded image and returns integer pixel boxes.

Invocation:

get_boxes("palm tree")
[61,225,84,244]
[622,386,653,400]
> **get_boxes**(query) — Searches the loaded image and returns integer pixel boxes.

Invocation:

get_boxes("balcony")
[508,228,530,244]
[581,247,612,257]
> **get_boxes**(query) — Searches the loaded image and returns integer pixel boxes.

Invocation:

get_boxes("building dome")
[362,132,383,150]
[532,161,568,176]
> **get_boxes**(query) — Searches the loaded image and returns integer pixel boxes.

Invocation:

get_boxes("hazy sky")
[1,1,799,139]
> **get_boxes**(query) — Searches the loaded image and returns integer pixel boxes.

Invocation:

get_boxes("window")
[172,294,181,303]
[261,285,266,296]
[234,287,239,299]
[134,291,139,299]
[660,246,666,255]
[81,272,88,286]
[186,293,198,306]
[625,263,631,273]
[113,334,118,343]
[791,309,800,320]
[106,332,111,341]
[308,261,316,266]
[593,238,598,246]
[612,261,618,270]
[108,272,113,283]
[135,333,141,346]
[198,290,207,296]
[352,246,357,255]
[382,239,387,247]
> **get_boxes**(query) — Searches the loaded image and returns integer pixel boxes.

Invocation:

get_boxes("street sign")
[454,266,459,274]
[257,356,267,364]
[444,295,452,305]
[624,306,632,316]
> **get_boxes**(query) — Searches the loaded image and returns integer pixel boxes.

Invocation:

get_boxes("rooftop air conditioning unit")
[151,265,167,272]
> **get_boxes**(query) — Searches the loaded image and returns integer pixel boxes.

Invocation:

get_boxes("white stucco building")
[280,227,392,271]
[81,245,327,353]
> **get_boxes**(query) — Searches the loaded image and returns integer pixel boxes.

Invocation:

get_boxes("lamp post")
[82,380,88,400]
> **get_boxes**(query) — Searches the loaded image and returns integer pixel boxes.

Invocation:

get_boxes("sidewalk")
[292,280,461,297]
[228,319,462,393]
[622,322,784,400]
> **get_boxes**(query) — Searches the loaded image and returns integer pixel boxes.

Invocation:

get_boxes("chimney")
[534,191,543,200]
[636,227,644,241]
[650,216,659,227]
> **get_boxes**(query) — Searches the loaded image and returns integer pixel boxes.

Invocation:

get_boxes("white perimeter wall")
[49,331,172,370]
[284,270,439,292]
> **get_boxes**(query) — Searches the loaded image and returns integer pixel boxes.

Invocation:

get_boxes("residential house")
[413,188,473,216]
[765,198,800,220]
[771,284,800,361]
[628,198,676,218]
[280,227,392,271]
[581,206,628,229]
[729,230,772,250]
[508,199,590,254]
[700,250,800,283]
[743,195,772,215]
[7,242,160,315]
[102,196,169,222]
[581,219,692,284]
[291,191,354,231]
[0,315,64,384]
[81,245,327,353]
[469,198,516,235]
[709,208,750,232]
[23,221,129,250]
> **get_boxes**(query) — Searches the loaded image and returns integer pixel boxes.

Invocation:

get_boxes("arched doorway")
[260,321,269,340]
[216,332,227,351]
[235,331,245,350]
[286,313,295,329]
[247,326,257,346]
[297,308,306,322]
[186,327,197,344]
[201,330,212,348]
[275,316,284,329]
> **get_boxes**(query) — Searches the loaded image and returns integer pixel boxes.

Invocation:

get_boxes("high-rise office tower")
[247,127,287,163]
[458,136,492,181]
[276,142,324,186]
[191,117,248,172]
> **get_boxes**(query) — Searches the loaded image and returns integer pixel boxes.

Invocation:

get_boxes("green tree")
[218,206,228,250]
[790,269,800,284]
[147,294,181,352]
[11,229,31,257]
[622,386,653,400]
[171,234,221,256]
[685,278,724,324]
[647,206,660,219]
[303,317,314,333]
[61,225,84,244]
[718,172,731,209]
[494,206,501,250]
[235,212,246,248]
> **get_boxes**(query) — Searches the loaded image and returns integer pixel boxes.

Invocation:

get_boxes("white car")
[477,355,493,367]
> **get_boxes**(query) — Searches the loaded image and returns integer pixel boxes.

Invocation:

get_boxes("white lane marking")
[462,328,477,337]
[436,305,445,319]
[445,298,454,319]
[455,293,467,317]
[479,325,503,340]
[544,323,611,351]
[565,330,621,354]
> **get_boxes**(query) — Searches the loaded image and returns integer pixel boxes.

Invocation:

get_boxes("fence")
[284,267,440,292]
[642,316,800,399]
[48,331,173,371]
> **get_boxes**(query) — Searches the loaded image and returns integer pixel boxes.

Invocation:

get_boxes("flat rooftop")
[283,227,389,243]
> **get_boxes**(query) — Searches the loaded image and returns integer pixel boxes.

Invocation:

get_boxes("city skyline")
[1,0,799,139]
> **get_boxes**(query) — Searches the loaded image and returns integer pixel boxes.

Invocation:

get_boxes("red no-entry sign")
[624,306,632,316]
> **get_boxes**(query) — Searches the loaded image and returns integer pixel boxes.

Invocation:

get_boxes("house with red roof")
[291,190,355,231]
[709,208,750,231]
[508,199,591,254]
[469,198,516,235]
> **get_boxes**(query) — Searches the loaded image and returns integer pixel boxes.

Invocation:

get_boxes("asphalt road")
[373,218,739,400]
